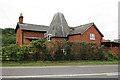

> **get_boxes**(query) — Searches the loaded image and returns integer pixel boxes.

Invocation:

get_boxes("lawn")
[1,60,119,66]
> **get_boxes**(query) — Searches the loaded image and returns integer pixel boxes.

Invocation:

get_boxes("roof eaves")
[68,33,81,36]
[16,22,48,33]
[24,37,43,40]
[51,36,67,38]
[15,22,21,33]
[79,22,104,37]
[80,23,93,34]
[102,41,120,44]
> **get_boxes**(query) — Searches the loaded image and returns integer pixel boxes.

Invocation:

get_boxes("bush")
[2,39,118,61]
[106,50,119,61]
[94,45,106,60]
[54,48,64,61]
[71,42,98,60]
[30,38,46,51]
[50,41,75,61]
[18,45,34,61]
[53,41,65,61]
[2,44,19,61]
[30,38,48,61]
[33,51,40,61]
[2,44,33,61]
[41,52,53,61]
[64,41,74,60]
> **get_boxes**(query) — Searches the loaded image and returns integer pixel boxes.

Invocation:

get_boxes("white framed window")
[90,33,95,40]
[61,49,67,55]
[47,34,52,41]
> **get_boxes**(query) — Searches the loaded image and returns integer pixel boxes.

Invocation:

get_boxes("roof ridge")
[78,22,94,27]
[18,22,48,27]
[70,22,94,28]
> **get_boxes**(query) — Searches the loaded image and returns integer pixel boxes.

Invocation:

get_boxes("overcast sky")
[0,0,119,41]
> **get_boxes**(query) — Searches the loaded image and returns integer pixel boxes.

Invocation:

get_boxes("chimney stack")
[19,13,23,24]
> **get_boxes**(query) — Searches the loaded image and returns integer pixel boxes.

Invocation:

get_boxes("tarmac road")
[1,64,119,79]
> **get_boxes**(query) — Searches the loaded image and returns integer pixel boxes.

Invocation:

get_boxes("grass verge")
[1,60,119,66]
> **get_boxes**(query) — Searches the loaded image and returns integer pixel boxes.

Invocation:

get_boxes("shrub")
[94,45,106,60]
[41,52,53,61]
[53,41,64,61]
[18,45,34,61]
[30,38,47,61]
[106,50,119,61]
[32,51,40,61]
[54,48,64,61]
[30,38,46,51]
[62,41,74,60]
[2,44,19,61]
[48,41,74,61]
[71,42,98,60]
[2,44,33,61]
[2,39,118,61]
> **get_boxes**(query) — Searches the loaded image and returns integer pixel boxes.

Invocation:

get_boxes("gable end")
[15,23,20,33]
[92,23,104,37]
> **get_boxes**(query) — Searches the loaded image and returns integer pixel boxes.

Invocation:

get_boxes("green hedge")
[2,39,119,61]
[2,44,34,61]
[48,41,119,61]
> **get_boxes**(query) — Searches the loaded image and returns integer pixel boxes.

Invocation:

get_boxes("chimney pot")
[19,13,23,24]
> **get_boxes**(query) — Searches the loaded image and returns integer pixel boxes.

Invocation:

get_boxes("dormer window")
[47,34,52,41]
[90,33,95,40]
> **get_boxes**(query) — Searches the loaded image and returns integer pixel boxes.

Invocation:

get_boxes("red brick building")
[15,13,48,46]
[15,13,104,46]
[15,13,120,53]
[15,13,119,54]
[15,13,104,47]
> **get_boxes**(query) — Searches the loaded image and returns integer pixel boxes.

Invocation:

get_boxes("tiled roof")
[69,22,104,37]
[48,12,70,37]
[15,22,48,33]
[15,13,104,37]
[70,23,93,35]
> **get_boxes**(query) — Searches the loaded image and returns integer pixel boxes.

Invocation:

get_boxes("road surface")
[1,64,119,79]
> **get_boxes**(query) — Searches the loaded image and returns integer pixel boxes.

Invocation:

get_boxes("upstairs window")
[90,33,95,40]
[47,34,52,41]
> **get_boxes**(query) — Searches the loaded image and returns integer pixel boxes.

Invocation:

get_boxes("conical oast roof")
[48,12,70,37]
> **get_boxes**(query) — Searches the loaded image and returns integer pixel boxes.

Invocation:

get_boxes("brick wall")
[68,34,80,41]
[46,37,67,50]
[16,27,23,46]
[23,31,45,45]
[105,47,120,54]
[51,37,67,42]
[68,25,102,46]
[23,31,44,37]
[46,37,67,55]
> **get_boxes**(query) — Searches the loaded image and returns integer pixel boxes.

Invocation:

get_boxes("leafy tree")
[2,28,16,46]
[107,40,111,42]
[2,28,15,34]
[2,34,16,45]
